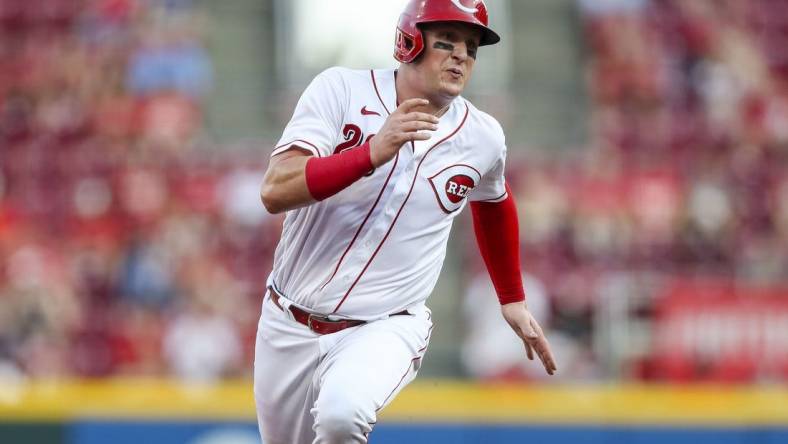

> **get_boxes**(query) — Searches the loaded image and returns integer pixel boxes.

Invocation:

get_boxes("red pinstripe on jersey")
[371,70,392,115]
[476,189,508,202]
[273,139,323,157]
[331,103,470,314]
[376,313,433,411]
[319,152,400,290]
[319,72,400,290]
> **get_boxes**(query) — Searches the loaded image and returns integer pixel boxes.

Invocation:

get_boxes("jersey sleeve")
[469,143,508,203]
[272,67,347,158]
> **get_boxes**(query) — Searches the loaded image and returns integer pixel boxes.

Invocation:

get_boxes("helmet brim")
[479,27,500,46]
[418,20,501,47]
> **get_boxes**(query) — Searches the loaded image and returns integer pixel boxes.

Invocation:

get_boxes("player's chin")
[439,81,465,97]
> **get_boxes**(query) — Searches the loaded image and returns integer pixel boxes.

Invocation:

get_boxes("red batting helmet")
[394,0,501,63]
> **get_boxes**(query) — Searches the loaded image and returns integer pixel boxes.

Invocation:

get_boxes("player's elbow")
[260,162,289,214]
[260,152,312,214]
[260,182,286,214]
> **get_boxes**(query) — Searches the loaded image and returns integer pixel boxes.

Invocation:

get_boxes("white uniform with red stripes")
[255,66,508,444]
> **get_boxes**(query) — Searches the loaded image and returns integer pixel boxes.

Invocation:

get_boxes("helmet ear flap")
[394,26,424,63]
[396,29,413,51]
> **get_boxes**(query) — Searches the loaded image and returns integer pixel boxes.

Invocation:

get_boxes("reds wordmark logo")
[428,164,481,213]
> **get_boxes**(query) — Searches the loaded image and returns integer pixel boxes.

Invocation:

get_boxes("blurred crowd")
[565,0,788,280]
[0,0,276,381]
[462,0,788,382]
[1,0,786,383]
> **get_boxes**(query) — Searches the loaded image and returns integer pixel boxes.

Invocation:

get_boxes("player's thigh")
[313,310,433,424]
[254,295,321,443]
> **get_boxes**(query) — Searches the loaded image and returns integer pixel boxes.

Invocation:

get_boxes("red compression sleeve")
[470,183,526,304]
[304,142,373,201]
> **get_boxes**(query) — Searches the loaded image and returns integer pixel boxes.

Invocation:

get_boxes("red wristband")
[470,184,526,304]
[304,143,373,201]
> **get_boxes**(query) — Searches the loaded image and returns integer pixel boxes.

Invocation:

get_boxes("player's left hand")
[501,302,557,375]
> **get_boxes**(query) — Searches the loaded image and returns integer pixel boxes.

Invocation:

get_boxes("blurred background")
[0,0,787,443]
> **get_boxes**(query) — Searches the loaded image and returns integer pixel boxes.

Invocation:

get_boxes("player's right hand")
[369,98,440,167]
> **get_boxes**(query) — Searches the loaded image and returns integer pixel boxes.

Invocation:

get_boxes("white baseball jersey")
[268,67,507,320]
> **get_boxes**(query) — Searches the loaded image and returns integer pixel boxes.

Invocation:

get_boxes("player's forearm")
[261,143,374,213]
[260,155,314,214]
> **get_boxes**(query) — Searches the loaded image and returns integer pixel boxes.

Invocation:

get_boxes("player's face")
[417,22,482,99]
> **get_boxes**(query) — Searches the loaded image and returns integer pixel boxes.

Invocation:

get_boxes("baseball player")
[255,1,556,442]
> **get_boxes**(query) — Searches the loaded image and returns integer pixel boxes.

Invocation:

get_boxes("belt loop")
[270,286,297,323]
[281,298,297,323]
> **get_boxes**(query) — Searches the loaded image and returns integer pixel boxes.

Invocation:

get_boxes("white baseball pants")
[254,291,433,444]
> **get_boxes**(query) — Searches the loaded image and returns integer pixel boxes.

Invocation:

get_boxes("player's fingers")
[400,131,432,142]
[401,112,440,124]
[523,338,534,361]
[525,317,553,371]
[523,334,553,374]
[396,98,430,114]
[399,121,438,133]
[533,337,557,374]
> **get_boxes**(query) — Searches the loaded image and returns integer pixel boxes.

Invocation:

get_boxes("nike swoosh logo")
[451,0,479,14]
[361,106,381,117]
